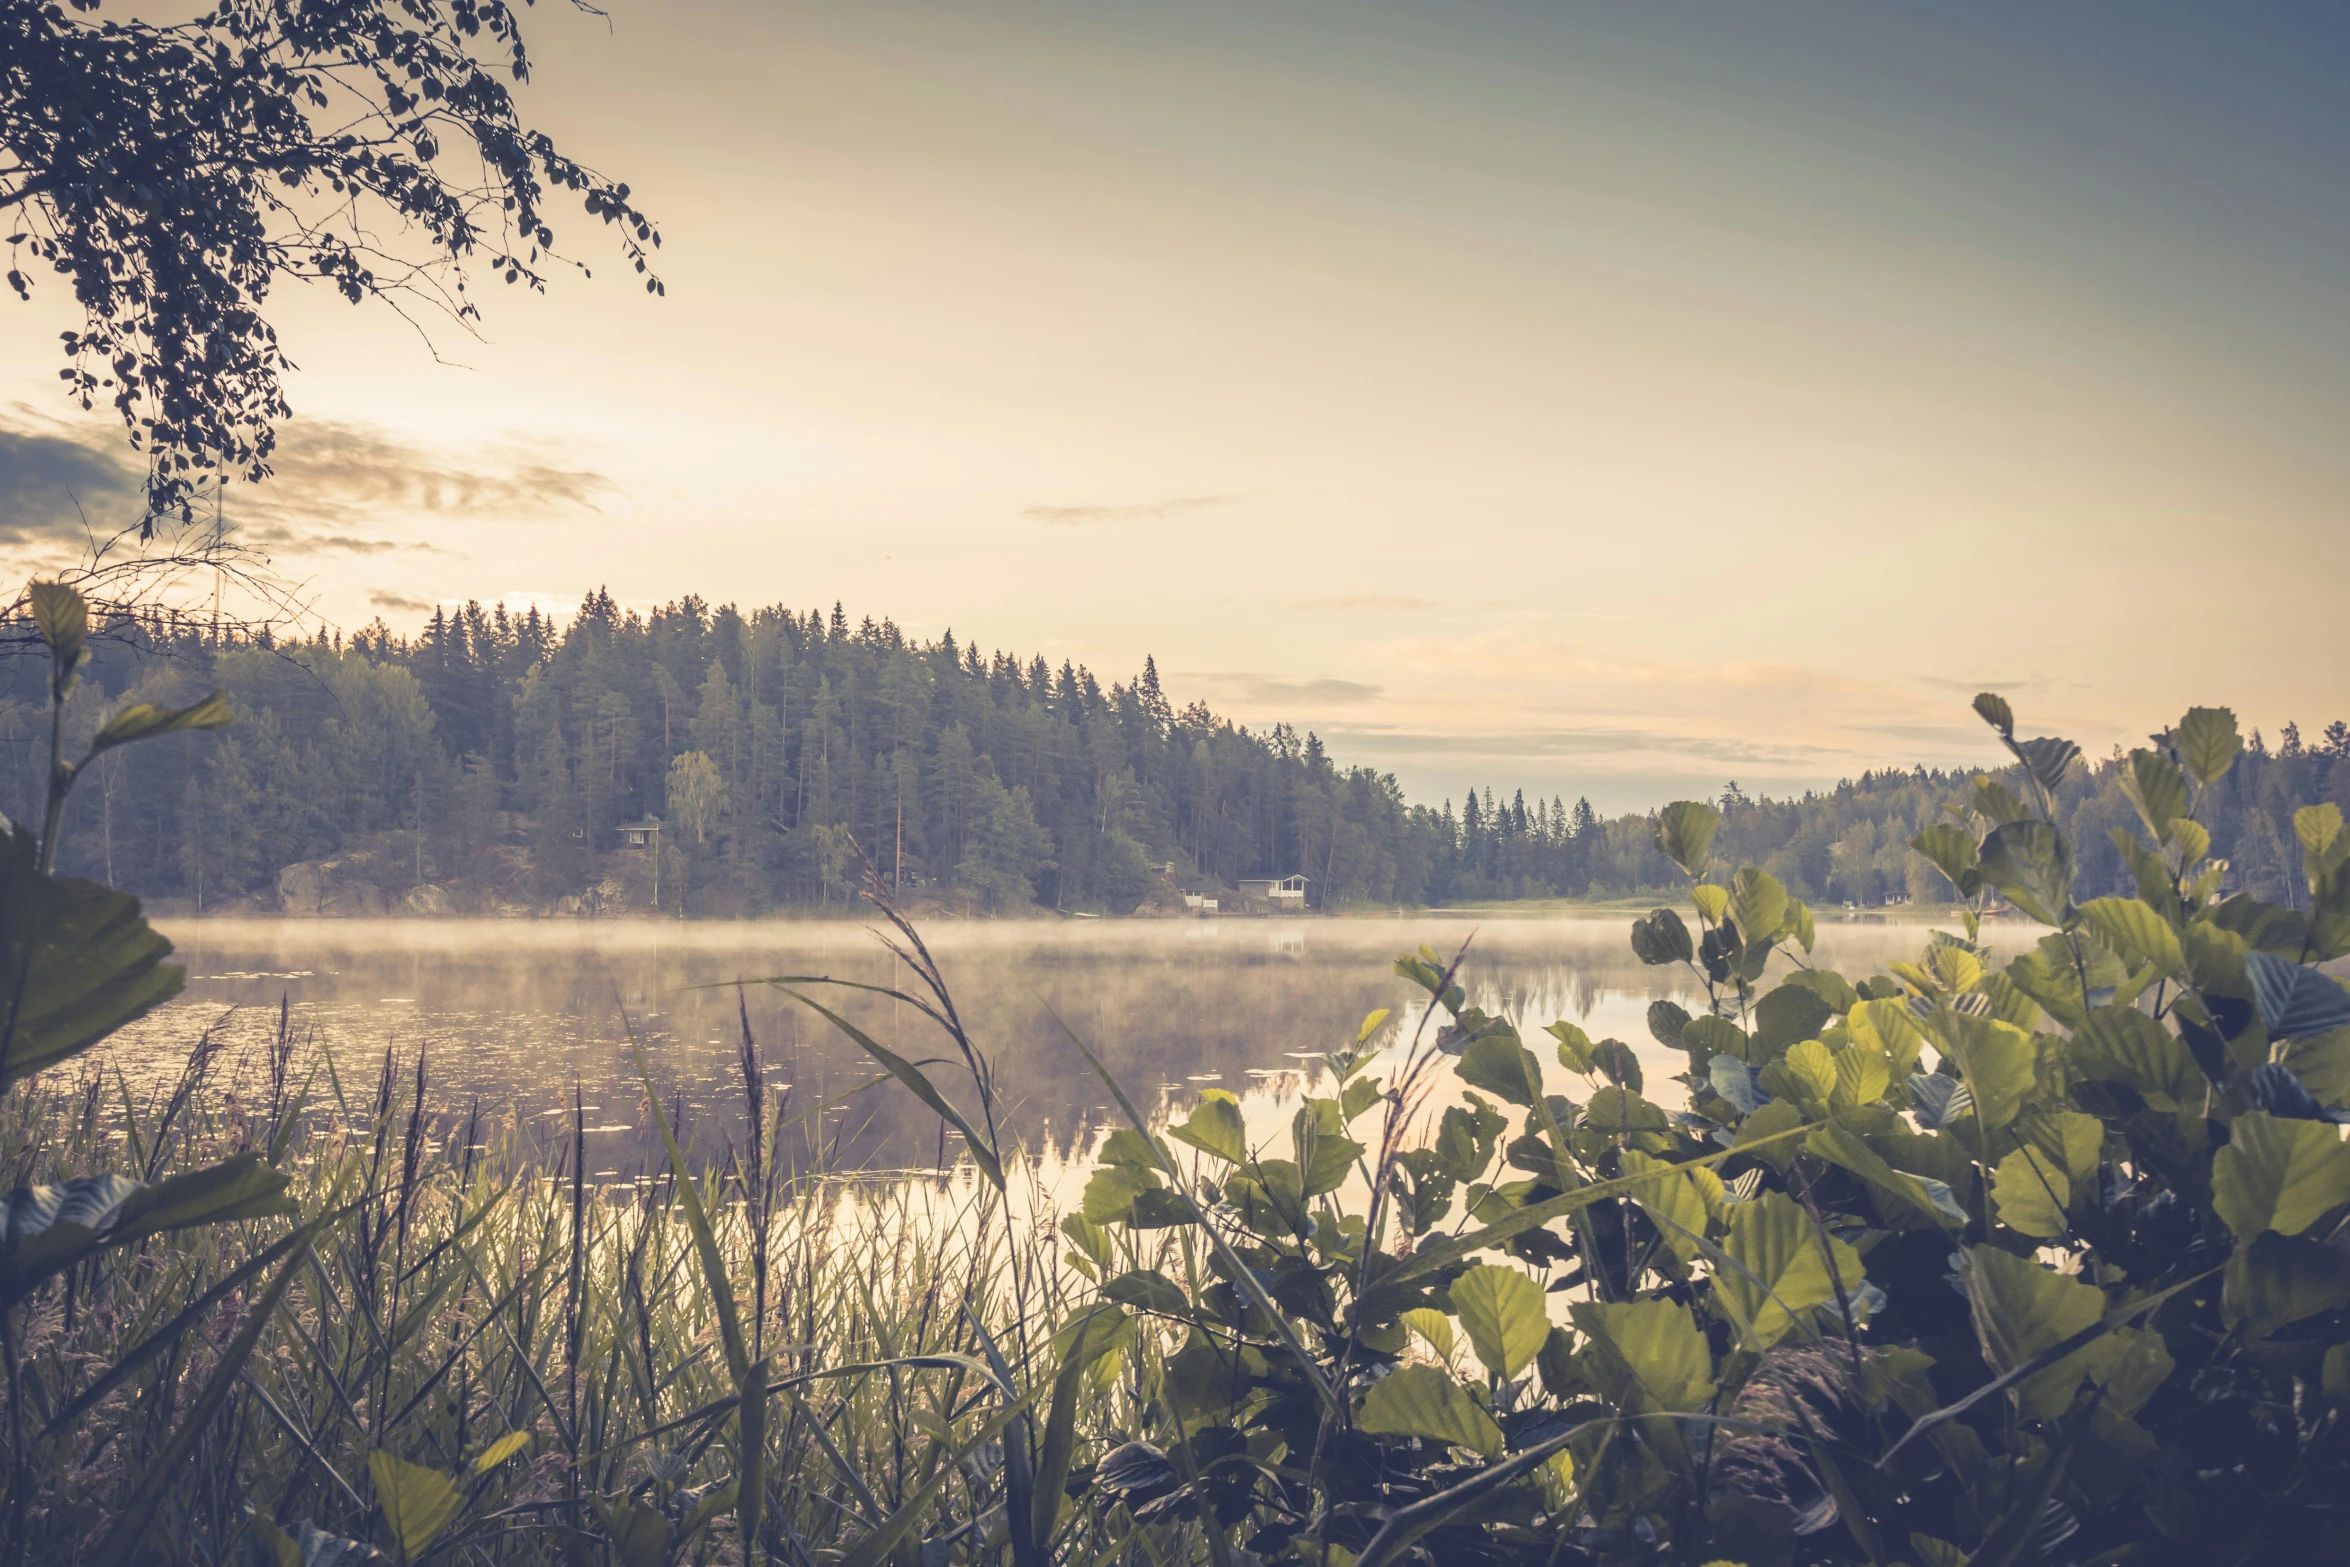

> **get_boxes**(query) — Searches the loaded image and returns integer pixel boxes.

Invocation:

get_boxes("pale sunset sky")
[6,0,2350,811]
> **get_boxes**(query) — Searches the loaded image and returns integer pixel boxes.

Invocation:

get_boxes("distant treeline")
[5,593,2345,913]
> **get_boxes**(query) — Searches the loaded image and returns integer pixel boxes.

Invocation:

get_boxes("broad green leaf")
[1,1154,294,1306]
[1971,773,2032,826]
[2073,1006,2204,1109]
[1831,1043,1890,1111]
[1783,966,1860,1014]
[1805,1124,1964,1228]
[2212,1111,2350,1239]
[85,691,234,761]
[1936,1013,2037,1129]
[1357,1364,1503,1456]
[1623,1148,1714,1262]
[1645,1000,1693,1050]
[2017,1110,2104,1186]
[0,825,182,1088]
[2279,1027,2350,1108]
[2077,898,2185,980]
[2120,750,2188,844]
[1846,998,1925,1077]
[2176,706,2242,786]
[29,580,87,662]
[591,1495,674,1567]
[2012,734,2081,792]
[1976,819,2074,925]
[1683,1013,1751,1065]
[1992,1147,2070,1239]
[1101,1268,1189,1315]
[1654,800,1720,876]
[1586,1038,1640,1092]
[1450,1264,1548,1379]
[1766,1039,1835,1111]
[1584,1086,1668,1134]
[1926,941,1983,994]
[1788,899,1817,953]
[1630,907,1694,966]
[370,1452,463,1562]
[1962,1245,2106,1420]
[1293,1100,1364,1196]
[1911,824,1981,892]
[1753,985,1832,1058]
[1548,1019,1595,1070]
[2222,1232,2350,1338]
[2173,818,2212,867]
[1060,1212,1114,1270]
[1712,1190,1862,1348]
[1170,1090,1259,1165]
[2005,931,2128,1031]
[2247,952,2350,1041]
[1735,1101,1807,1170]
[1401,1307,1455,1360]
[1456,1031,1546,1108]
[1082,1162,1157,1225]
[472,1431,532,1474]
[1690,884,1729,924]
[1729,868,1789,946]
[1168,1092,1248,1162]
[1973,691,2016,736]
[1571,1298,1714,1412]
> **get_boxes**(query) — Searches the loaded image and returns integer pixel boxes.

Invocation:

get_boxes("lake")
[101,912,1961,1183]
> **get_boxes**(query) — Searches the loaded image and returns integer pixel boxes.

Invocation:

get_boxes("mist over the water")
[95,914,1973,1179]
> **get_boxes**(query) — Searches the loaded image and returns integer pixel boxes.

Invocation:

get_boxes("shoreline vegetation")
[11,590,2349,925]
[9,584,2350,1564]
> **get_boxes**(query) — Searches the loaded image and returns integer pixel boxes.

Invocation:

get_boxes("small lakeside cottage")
[1236,874,1310,910]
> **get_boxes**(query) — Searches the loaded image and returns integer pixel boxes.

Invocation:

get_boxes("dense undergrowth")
[10,582,2350,1565]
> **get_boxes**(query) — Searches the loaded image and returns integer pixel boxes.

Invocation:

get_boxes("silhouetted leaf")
[0,824,182,1089]
[2247,952,2350,1041]
[86,691,234,761]
[1449,1264,1547,1380]
[369,1452,462,1562]
[1975,820,2074,925]
[2176,706,2242,786]
[1630,907,1694,966]
[1654,801,1720,876]
[1357,1364,1502,1457]
[2212,1111,2350,1239]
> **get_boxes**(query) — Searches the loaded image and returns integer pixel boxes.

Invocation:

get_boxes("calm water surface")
[102,914,1962,1180]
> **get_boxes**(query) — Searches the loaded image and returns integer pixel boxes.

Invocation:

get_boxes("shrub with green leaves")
[1052,695,2350,1566]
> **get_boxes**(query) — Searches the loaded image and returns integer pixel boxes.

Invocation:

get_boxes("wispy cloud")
[244,524,452,558]
[1312,723,1852,768]
[0,415,143,546]
[1025,494,1234,526]
[247,419,614,524]
[0,409,614,558]
[368,590,435,614]
[1184,672,1384,707]
[1289,592,1437,612]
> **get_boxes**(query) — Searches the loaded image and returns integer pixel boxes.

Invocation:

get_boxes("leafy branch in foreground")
[938,694,2350,1567]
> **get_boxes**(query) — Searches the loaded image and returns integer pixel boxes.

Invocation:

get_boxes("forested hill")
[5,591,2346,915]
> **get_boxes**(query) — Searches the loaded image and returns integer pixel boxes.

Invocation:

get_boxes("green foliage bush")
[1053,694,2350,1566]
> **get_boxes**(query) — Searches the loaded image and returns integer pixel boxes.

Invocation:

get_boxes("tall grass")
[3,982,1145,1565]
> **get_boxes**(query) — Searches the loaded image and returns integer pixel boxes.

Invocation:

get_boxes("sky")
[7,0,2350,813]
